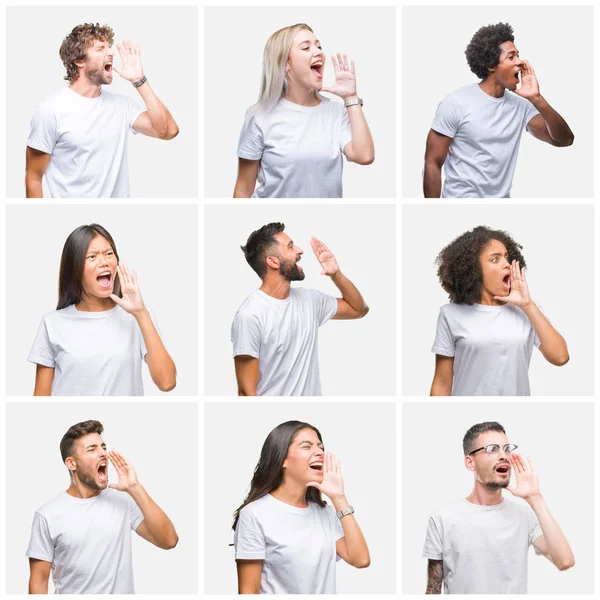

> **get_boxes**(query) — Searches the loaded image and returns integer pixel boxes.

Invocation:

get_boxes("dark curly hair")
[59,23,115,84]
[465,22,514,80]
[435,226,526,305]
[241,222,285,279]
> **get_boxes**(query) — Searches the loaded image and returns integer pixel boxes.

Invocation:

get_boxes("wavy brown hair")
[59,23,115,84]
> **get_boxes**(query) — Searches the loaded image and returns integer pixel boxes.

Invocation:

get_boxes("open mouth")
[105,63,113,74]
[97,462,108,481]
[514,70,521,85]
[97,271,112,289]
[495,463,510,475]
[309,461,323,471]
[502,273,510,289]
[311,60,324,80]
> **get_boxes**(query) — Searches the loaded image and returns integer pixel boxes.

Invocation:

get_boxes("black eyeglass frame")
[468,443,518,456]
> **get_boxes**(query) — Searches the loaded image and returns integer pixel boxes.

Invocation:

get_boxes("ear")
[488,64,497,74]
[464,455,475,472]
[282,458,288,470]
[65,456,77,472]
[265,255,280,271]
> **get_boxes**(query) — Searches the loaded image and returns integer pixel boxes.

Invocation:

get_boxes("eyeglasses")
[468,444,518,456]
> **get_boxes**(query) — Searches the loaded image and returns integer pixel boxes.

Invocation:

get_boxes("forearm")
[423,162,442,198]
[29,581,49,594]
[430,378,452,396]
[233,182,253,198]
[128,483,179,549]
[25,174,44,198]
[522,302,569,365]
[527,494,575,570]
[136,82,179,140]
[134,308,177,391]
[530,95,574,146]
[331,271,368,316]
[426,559,444,594]
[345,102,374,164]
[332,496,370,568]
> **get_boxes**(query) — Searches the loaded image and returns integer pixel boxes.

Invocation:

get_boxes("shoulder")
[235,290,266,317]
[101,487,134,508]
[504,498,534,519]
[34,492,69,518]
[438,302,467,316]
[507,91,534,109]
[439,85,473,105]
[35,88,71,111]
[40,306,75,324]
[239,495,271,519]
[430,499,468,520]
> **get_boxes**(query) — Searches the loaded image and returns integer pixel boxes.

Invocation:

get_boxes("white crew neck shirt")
[28,304,161,396]
[26,488,144,594]
[237,96,353,198]
[234,493,344,594]
[432,302,542,396]
[27,87,145,198]
[423,497,542,594]
[431,83,539,198]
[231,287,338,396]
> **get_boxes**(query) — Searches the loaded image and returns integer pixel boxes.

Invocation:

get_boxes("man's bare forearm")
[423,163,442,198]
[530,95,574,146]
[129,484,178,549]
[25,176,44,198]
[331,271,368,316]
[426,559,443,594]
[136,82,179,140]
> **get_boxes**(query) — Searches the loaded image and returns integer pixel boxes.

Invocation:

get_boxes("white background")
[6,6,198,198]
[203,6,396,198]
[402,5,594,198]
[204,401,396,594]
[402,203,595,396]
[204,203,396,396]
[5,401,198,594]
[5,204,198,396]
[402,401,594,594]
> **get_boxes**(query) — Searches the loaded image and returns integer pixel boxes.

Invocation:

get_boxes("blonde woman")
[234,24,374,199]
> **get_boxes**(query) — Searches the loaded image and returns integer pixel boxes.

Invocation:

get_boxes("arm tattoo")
[426,559,444,594]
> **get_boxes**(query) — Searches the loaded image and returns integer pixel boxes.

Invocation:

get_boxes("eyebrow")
[298,440,324,446]
[85,443,107,450]
[488,251,508,257]
[88,247,113,254]
[298,39,319,46]
[287,240,294,248]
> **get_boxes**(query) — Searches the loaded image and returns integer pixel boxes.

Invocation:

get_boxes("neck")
[479,289,504,306]
[260,276,292,300]
[466,481,504,506]
[69,77,102,99]
[271,479,309,508]
[284,82,321,107]
[75,295,116,312]
[478,77,506,99]
[66,479,102,500]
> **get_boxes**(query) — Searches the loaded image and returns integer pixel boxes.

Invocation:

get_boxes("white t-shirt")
[27,86,145,198]
[423,497,543,594]
[231,287,338,396]
[26,488,144,594]
[28,304,160,396]
[237,96,353,198]
[234,493,344,594]
[432,302,541,396]
[431,83,539,198]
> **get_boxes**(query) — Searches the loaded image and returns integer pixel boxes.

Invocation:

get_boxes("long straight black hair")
[232,420,326,530]
[57,224,121,310]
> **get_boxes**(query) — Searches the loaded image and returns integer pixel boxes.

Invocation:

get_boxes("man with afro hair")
[423,22,574,198]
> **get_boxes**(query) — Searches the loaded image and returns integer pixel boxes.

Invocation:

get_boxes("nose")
[107,46,115,58]
[296,245,304,256]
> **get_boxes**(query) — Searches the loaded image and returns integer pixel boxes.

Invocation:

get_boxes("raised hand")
[108,450,140,492]
[506,453,540,499]
[306,452,346,500]
[514,60,540,100]
[493,260,532,308]
[110,263,145,314]
[310,236,340,277]
[113,40,144,83]
[321,53,358,102]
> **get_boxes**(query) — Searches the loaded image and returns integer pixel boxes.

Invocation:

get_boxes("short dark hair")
[241,222,285,279]
[463,421,506,456]
[435,225,526,305]
[60,420,104,463]
[465,22,515,80]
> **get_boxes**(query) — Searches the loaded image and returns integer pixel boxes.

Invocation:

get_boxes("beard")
[279,257,305,281]
[84,63,111,86]
[484,479,509,490]
[76,464,106,491]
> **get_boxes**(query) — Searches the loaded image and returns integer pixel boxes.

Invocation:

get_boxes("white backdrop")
[204,6,396,198]
[204,203,396,396]
[204,401,396,594]
[402,203,594,396]
[6,204,198,396]
[402,401,594,594]
[402,6,594,198]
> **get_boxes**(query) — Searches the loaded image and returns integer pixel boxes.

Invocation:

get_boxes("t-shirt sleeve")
[28,317,56,368]
[524,100,541,131]
[125,95,146,135]
[431,95,460,139]
[27,103,57,155]
[310,290,338,326]
[234,509,266,560]
[26,512,54,562]
[431,309,455,357]
[231,310,261,358]
[423,514,443,560]
[527,508,543,554]
[128,494,145,531]
[237,109,264,160]
[339,103,352,161]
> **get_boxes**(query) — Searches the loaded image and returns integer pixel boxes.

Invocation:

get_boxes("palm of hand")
[317,468,345,499]
[516,75,538,99]
[317,251,339,276]
[119,280,144,313]
[114,41,144,82]
[504,283,530,307]
[510,471,540,498]
[114,466,138,491]
[328,69,356,98]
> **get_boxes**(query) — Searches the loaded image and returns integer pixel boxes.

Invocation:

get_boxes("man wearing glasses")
[423,421,574,594]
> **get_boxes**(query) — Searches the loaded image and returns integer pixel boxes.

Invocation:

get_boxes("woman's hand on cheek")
[110,263,145,314]
[306,452,346,501]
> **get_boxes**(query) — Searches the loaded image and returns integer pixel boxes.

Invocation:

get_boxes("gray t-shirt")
[431,83,539,198]
[26,488,144,594]
[231,288,338,396]
[423,498,543,594]
[234,494,344,594]
[432,302,541,396]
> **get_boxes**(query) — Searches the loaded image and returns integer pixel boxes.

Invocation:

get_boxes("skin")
[28,432,178,592]
[423,40,574,198]
[430,239,569,395]
[234,232,369,395]
[25,37,178,198]
[233,28,374,197]
[237,428,370,593]
[425,430,575,593]
[33,234,176,395]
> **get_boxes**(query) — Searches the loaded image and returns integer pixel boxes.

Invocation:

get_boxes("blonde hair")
[255,23,315,111]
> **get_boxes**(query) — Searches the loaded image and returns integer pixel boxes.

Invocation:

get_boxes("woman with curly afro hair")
[423,22,574,198]
[430,226,569,396]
